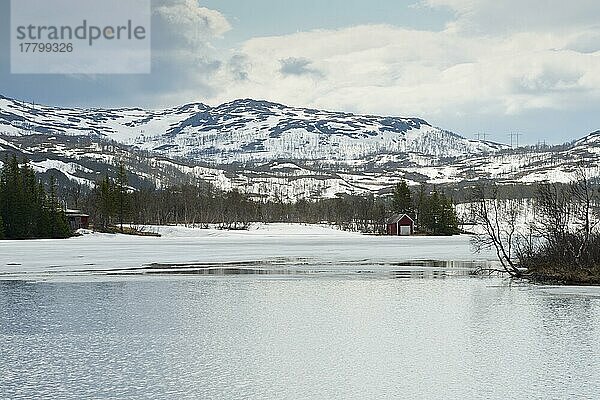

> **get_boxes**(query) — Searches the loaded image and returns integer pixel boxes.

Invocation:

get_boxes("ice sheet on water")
[0,223,495,279]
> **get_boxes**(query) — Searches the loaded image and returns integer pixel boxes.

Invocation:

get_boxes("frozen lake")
[1,225,599,399]
[0,224,496,279]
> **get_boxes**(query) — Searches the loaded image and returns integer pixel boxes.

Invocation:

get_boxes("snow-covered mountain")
[0,96,503,164]
[1,94,599,201]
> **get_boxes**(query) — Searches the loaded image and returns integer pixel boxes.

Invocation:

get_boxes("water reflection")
[0,259,496,281]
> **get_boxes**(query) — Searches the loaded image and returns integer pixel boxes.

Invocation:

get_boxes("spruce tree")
[48,176,70,238]
[21,163,39,237]
[96,174,115,230]
[412,187,459,235]
[116,163,130,232]
[392,180,413,215]
[437,193,459,235]
[416,185,433,230]
[417,190,434,233]
[0,156,71,239]
[5,155,16,238]
[1,155,25,238]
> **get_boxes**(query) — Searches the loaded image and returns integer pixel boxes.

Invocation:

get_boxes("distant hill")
[1,95,598,201]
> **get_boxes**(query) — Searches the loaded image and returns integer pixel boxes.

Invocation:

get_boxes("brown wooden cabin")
[65,209,90,231]
[386,214,414,236]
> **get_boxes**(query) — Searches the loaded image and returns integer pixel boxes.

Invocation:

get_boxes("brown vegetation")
[471,168,600,285]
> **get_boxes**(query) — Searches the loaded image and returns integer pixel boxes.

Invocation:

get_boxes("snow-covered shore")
[0,223,496,279]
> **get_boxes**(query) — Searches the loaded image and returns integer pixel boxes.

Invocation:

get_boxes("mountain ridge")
[0,94,599,201]
[0,95,505,165]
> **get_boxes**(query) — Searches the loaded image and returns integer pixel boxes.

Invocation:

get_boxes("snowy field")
[0,223,496,280]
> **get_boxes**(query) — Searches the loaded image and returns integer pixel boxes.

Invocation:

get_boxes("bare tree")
[534,167,600,268]
[569,168,600,266]
[470,184,523,277]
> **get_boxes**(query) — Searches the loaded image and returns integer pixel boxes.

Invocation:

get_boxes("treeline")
[88,164,130,232]
[82,179,389,232]
[392,181,459,235]
[0,156,70,239]
[78,168,458,235]
[520,175,600,283]
[0,157,461,238]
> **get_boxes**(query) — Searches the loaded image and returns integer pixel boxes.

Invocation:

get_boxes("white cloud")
[423,0,600,33]
[142,1,599,140]
[140,0,232,102]
[206,24,600,122]
[154,0,231,48]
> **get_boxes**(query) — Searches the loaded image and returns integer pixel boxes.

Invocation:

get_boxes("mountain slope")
[0,96,503,165]
[1,94,599,202]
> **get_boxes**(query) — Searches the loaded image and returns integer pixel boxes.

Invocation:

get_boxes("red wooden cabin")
[65,209,90,231]
[386,214,414,236]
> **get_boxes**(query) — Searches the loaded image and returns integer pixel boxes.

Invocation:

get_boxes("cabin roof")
[65,209,89,217]
[386,213,414,225]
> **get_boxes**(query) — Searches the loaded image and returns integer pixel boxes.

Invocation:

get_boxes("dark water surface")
[1,274,599,399]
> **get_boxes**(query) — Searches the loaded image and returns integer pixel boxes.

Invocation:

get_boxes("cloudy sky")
[1,0,599,144]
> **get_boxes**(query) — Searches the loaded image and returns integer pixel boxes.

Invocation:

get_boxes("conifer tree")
[116,163,130,232]
[0,155,71,239]
[1,155,26,238]
[37,181,51,238]
[48,176,70,238]
[392,180,413,215]
[418,190,435,233]
[437,193,459,235]
[96,174,114,230]
[21,163,39,237]
[413,186,459,235]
